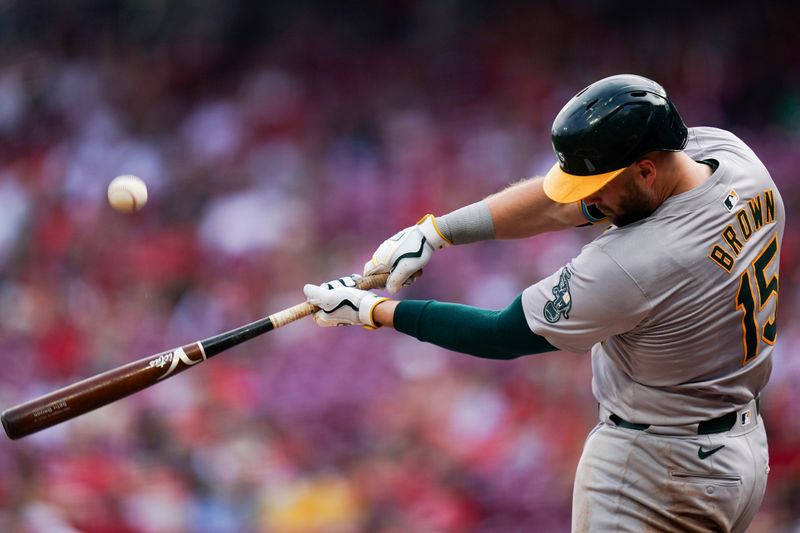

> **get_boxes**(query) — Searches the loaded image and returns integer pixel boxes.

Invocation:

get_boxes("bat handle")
[355,272,391,291]
[268,272,390,329]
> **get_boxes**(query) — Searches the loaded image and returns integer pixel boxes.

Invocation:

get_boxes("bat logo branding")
[543,267,573,323]
[148,343,207,380]
[2,273,388,440]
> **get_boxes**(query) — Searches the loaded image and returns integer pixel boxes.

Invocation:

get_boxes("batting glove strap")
[359,295,390,330]
[416,214,452,250]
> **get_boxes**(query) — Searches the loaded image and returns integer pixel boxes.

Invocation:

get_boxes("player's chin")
[612,208,654,227]
[596,205,619,222]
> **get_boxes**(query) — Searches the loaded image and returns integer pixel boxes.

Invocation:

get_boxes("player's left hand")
[304,275,389,329]
[364,214,451,294]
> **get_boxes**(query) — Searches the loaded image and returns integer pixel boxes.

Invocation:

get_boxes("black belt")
[609,397,760,435]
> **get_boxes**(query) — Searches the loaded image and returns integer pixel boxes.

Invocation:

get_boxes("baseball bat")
[1,273,389,440]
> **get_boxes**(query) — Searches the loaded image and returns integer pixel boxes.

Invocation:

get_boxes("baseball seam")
[113,186,138,211]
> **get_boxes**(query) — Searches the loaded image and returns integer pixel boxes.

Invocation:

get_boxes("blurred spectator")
[1,1,799,532]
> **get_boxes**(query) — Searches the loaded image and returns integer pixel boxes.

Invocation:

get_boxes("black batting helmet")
[543,74,688,203]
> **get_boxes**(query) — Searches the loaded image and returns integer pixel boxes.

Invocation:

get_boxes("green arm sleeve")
[393,294,557,359]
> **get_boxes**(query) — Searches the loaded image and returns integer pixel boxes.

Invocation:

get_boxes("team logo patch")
[741,409,752,426]
[723,189,739,212]
[543,267,573,323]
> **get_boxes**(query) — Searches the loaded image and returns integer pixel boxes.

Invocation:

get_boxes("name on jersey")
[709,189,776,272]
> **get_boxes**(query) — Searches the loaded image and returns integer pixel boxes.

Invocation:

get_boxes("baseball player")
[304,74,784,532]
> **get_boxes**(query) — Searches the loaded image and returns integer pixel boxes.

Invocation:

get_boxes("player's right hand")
[304,275,388,329]
[363,214,451,294]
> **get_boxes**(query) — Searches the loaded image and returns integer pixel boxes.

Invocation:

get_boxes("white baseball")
[107,175,148,213]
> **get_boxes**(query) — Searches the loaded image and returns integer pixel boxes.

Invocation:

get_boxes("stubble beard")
[608,180,658,227]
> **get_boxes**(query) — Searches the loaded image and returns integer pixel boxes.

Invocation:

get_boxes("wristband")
[436,200,495,244]
[359,295,391,330]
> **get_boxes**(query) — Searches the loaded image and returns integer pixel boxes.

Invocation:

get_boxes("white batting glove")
[363,214,451,294]
[304,275,390,329]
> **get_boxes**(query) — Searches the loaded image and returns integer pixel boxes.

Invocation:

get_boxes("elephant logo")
[543,268,573,324]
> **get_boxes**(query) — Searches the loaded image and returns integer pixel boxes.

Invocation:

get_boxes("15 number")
[735,235,779,365]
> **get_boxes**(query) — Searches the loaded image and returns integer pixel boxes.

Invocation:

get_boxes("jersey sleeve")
[521,243,651,353]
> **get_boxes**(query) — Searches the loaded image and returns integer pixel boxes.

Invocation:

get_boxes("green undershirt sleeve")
[393,294,557,359]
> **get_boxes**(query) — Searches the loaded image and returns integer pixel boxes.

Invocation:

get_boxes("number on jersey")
[735,235,779,365]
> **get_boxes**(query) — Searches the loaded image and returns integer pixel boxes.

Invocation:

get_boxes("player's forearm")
[373,296,556,359]
[435,178,592,245]
[485,177,588,239]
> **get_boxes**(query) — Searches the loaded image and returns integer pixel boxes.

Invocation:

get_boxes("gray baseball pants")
[572,398,769,532]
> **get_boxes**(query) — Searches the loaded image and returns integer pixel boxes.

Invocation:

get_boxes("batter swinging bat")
[1,273,389,440]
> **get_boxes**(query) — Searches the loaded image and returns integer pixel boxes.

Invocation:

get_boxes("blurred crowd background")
[0,1,798,532]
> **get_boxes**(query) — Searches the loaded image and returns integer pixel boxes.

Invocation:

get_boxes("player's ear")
[635,157,657,184]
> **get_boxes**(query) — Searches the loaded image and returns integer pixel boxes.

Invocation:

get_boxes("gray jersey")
[522,127,784,426]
